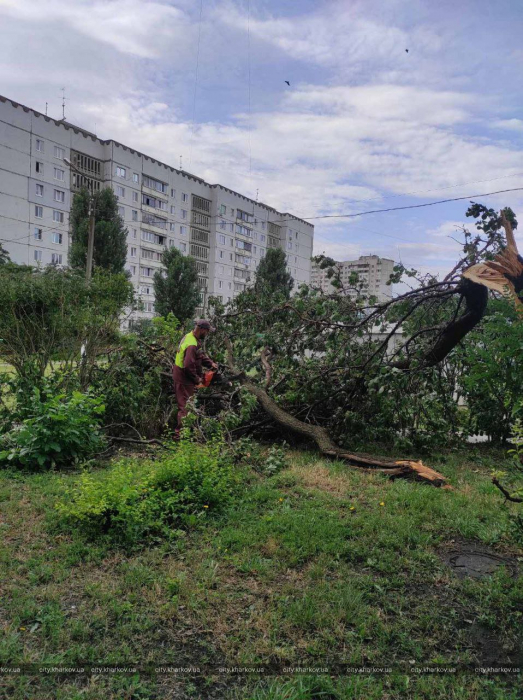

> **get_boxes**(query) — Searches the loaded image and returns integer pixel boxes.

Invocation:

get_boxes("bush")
[56,442,242,545]
[232,438,287,476]
[0,390,105,470]
[91,314,182,438]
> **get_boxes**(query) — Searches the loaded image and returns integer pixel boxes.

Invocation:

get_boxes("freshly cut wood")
[463,212,523,307]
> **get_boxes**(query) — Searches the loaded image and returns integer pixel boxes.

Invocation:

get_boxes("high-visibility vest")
[175,332,198,369]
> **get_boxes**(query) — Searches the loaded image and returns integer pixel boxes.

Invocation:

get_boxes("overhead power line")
[291,187,523,223]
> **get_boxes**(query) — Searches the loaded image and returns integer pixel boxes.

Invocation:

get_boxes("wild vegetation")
[0,203,522,698]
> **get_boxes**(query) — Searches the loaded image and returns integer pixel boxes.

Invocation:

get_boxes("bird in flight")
[285,80,290,86]
[405,49,409,53]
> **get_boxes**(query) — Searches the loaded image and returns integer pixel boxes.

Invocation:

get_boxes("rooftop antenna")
[255,188,259,201]
[60,87,67,120]
[45,102,48,116]
[179,155,183,171]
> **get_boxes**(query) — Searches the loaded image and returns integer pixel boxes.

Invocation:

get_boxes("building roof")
[0,94,313,228]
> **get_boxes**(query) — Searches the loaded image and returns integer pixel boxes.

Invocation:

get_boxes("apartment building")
[311,255,394,302]
[0,95,313,323]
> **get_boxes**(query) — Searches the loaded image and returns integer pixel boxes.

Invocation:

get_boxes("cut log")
[223,337,450,488]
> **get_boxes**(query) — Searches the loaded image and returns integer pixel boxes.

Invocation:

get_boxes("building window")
[132,210,138,221]
[35,184,44,197]
[182,192,188,202]
[220,204,226,215]
[143,175,168,193]
[53,210,64,223]
[144,301,155,313]
[54,146,65,160]
[35,205,43,218]
[35,162,44,174]
[181,209,187,220]
[130,265,136,275]
[132,228,137,239]
[34,249,42,262]
[36,139,44,152]
[219,234,226,245]
[220,219,226,229]
[180,225,187,236]
[53,167,64,181]
[118,206,125,218]
[169,239,174,248]
[34,227,42,240]
[52,232,63,244]
[218,280,223,289]
[116,166,126,178]
[170,222,176,231]
[171,188,176,198]
[133,173,139,183]
[261,222,266,230]
[54,189,65,202]
[260,234,266,243]
[170,205,175,214]
[179,242,187,253]
[51,253,63,264]
[131,247,137,257]
[116,185,125,197]
[228,282,232,290]
[219,250,224,259]
[133,191,138,202]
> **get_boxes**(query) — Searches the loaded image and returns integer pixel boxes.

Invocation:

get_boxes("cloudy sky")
[1,0,523,275]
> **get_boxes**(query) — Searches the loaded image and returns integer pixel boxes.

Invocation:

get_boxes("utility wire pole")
[64,157,95,281]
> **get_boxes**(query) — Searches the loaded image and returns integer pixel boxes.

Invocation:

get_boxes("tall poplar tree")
[69,188,128,274]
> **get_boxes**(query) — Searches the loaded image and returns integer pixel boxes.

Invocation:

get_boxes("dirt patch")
[439,540,519,579]
[468,621,523,667]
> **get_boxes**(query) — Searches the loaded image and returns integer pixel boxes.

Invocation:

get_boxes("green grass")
[0,446,522,699]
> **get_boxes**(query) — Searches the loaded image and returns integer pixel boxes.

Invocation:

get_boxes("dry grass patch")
[287,460,353,499]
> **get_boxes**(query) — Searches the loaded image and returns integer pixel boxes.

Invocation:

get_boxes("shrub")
[231,438,287,476]
[0,390,105,470]
[56,442,242,545]
[91,314,182,438]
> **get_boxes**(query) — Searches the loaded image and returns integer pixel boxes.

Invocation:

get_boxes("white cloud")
[0,0,187,58]
[494,119,523,132]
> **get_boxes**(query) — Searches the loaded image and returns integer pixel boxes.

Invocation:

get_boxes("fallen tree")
[206,205,523,487]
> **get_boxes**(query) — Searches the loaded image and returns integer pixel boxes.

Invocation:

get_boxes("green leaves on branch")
[69,188,128,274]
[0,390,105,470]
[153,247,201,323]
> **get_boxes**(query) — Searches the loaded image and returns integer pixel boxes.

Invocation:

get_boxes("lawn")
[0,445,522,699]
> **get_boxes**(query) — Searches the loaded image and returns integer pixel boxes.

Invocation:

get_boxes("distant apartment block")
[0,95,314,324]
[311,255,394,302]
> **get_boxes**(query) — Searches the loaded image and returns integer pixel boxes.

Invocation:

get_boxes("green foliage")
[91,314,182,437]
[254,247,293,301]
[231,438,287,475]
[56,442,241,545]
[0,390,105,470]
[0,265,133,379]
[153,247,200,323]
[69,187,128,274]
[0,242,10,265]
[458,297,523,443]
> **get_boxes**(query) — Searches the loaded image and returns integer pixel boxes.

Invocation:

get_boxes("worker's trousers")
[173,379,196,440]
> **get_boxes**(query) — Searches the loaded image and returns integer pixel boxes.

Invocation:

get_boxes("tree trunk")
[224,339,450,488]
